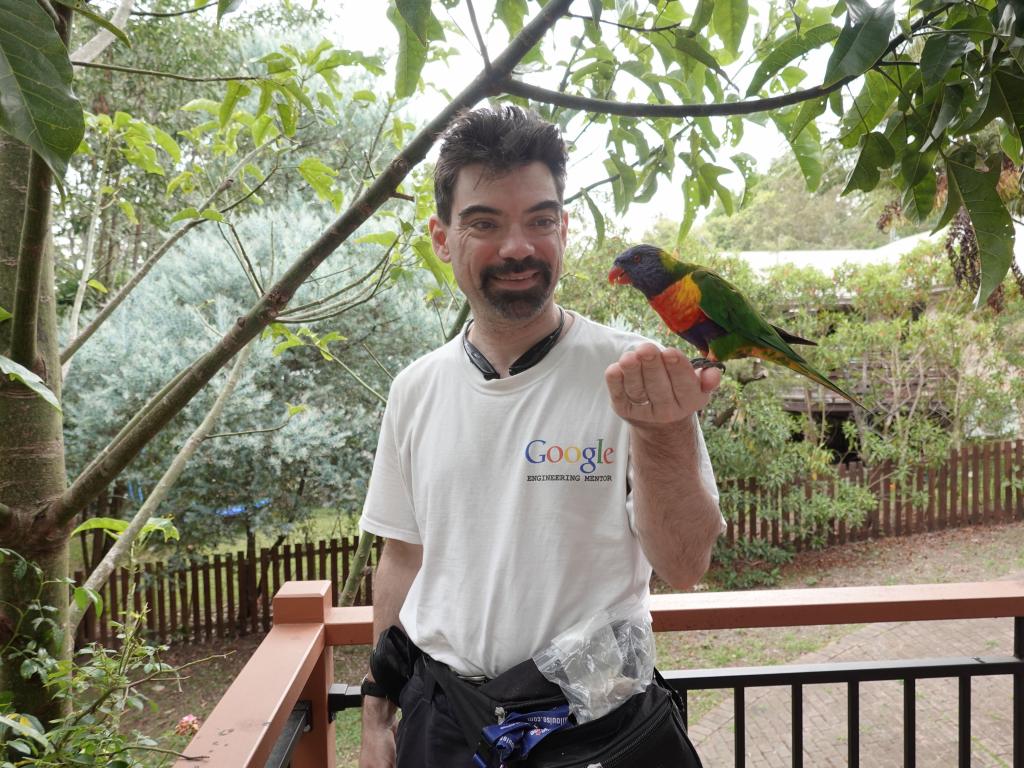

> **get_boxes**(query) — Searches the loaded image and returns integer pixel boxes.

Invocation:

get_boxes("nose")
[497,223,535,260]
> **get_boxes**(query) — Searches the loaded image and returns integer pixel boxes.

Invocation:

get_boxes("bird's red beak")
[608,265,631,285]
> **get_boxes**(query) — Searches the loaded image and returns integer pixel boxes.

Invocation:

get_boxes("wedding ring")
[627,396,651,407]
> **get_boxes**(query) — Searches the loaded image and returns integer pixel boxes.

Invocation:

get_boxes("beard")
[479,257,555,320]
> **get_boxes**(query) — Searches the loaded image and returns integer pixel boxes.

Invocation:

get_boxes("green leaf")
[945,154,1016,308]
[588,0,602,24]
[788,121,824,191]
[72,586,103,617]
[275,100,297,137]
[495,0,528,36]
[170,206,200,223]
[352,89,376,103]
[838,70,899,148]
[412,237,455,292]
[0,305,10,323]
[86,278,107,294]
[0,354,60,411]
[286,402,309,417]
[921,84,964,152]
[991,68,1024,149]
[141,516,179,543]
[118,199,138,224]
[713,0,748,54]
[273,337,304,356]
[297,156,343,209]
[199,208,225,222]
[672,30,729,78]
[689,0,715,33]
[842,131,895,194]
[389,5,428,98]
[901,168,937,220]
[0,0,85,180]
[51,0,131,47]
[216,0,242,22]
[396,0,432,45]
[920,32,971,87]
[746,24,840,95]
[787,95,827,141]
[219,81,249,129]
[582,191,605,247]
[0,715,50,750]
[823,0,895,87]
[71,517,128,537]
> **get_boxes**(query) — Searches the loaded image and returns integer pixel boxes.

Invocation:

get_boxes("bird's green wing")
[691,268,807,362]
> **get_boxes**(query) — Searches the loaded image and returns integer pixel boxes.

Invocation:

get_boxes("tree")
[3,0,1024,727]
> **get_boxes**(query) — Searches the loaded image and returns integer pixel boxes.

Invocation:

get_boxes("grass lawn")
[124,520,1024,766]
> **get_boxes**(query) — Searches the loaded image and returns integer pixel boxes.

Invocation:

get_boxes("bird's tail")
[761,348,865,409]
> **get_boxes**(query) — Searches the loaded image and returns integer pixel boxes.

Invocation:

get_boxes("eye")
[632,253,641,263]
[469,219,497,231]
[531,217,558,230]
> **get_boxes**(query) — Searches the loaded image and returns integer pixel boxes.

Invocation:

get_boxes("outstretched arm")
[605,343,723,589]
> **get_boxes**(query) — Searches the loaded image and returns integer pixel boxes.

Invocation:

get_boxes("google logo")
[524,439,615,475]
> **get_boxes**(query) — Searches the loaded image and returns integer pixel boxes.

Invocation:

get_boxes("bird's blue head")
[609,244,678,299]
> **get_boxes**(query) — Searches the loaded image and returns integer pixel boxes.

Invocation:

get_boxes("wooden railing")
[176,579,1024,767]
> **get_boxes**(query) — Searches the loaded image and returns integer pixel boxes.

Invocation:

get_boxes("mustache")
[481,257,552,283]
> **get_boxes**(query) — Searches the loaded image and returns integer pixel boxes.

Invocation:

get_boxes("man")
[359,105,723,767]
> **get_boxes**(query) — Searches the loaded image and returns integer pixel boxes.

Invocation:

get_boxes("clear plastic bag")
[532,596,655,724]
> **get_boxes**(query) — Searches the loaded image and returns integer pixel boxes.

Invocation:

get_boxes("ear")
[559,209,569,249]
[428,215,451,263]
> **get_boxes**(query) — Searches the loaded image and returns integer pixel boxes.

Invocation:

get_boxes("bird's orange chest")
[649,275,707,333]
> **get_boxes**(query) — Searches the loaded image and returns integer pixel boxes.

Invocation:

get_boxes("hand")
[359,700,398,768]
[605,343,720,426]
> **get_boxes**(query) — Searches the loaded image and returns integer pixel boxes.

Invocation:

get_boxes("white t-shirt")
[359,312,719,678]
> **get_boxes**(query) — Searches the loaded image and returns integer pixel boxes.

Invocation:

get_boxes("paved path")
[688,613,1016,767]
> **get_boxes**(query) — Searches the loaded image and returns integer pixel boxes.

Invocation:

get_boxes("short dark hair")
[433,105,567,224]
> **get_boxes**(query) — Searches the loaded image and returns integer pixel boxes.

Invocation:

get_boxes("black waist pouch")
[370,625,423,706]
[423,654,703,768]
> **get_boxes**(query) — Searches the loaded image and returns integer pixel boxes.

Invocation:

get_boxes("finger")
[662,347,700,407]
[618,347,650,404]
[698,365,722,394]
[637,345,675,408]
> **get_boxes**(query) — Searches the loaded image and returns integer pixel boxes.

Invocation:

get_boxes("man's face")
[429,162,568,323]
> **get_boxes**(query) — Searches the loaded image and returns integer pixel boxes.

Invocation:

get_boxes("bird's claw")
[690,357,726,372]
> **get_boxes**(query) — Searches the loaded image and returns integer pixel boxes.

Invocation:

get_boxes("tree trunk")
[0,135,70,725]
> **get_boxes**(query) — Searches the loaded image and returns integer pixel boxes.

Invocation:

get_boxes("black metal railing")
[265,700,311,768]
[321,617,1024,767]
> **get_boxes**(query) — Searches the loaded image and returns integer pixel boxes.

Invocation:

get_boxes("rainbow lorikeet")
[609,244,863,408]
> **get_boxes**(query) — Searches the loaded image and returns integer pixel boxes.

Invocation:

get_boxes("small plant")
[0,548,206,767]
[710,538,795,590]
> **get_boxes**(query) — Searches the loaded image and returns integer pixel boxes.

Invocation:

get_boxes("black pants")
[395,659,474,767]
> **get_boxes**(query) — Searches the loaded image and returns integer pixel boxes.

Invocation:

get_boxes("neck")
[467,303,569,378]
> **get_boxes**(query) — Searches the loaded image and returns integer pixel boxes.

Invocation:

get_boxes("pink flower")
[175,714,201,736]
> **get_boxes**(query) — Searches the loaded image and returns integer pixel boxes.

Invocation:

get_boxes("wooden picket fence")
[74,536,382,648]
[73,439,1023,648]
[724,438,1024,549]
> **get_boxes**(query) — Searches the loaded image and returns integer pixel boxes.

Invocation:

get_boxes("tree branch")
[70,59,261,83]
[61,167,244,364]
[466,0,490,71]
[131,1,214,17]
[9,152,53,368]
[500,75,854,118]
[501,4,950,119]
[69,0,134,64]
[66,341,254,636]
[50,0,576,527]
[566,11,682,32]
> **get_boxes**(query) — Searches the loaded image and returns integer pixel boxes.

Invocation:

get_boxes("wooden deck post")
[274,580,336,768]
